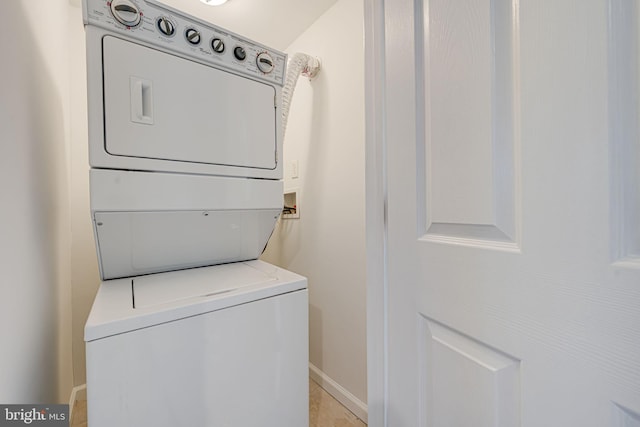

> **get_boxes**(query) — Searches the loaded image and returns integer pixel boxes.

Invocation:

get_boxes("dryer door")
[102,36,277,171]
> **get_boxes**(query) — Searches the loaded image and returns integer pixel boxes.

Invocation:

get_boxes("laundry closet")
[71,0,367,424]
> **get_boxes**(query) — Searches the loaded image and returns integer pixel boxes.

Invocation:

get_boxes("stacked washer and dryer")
[81,1,308,426]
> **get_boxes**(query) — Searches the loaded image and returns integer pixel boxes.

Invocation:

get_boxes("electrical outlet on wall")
[288,160,299,179]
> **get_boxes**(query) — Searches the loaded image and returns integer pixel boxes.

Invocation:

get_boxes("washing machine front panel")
[86,289,309,427]
[89,169,285,280]
[94,208,281,279]
[85,261,308,427]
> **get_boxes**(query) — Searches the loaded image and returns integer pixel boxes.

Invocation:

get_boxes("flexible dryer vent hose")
[281,53,321,137]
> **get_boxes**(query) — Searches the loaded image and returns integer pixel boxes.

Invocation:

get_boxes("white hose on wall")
[281,53,321,137]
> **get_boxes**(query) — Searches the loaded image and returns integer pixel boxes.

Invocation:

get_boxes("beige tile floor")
[309,379,367,427]
[70,378,366,427]
[70,399,87,427]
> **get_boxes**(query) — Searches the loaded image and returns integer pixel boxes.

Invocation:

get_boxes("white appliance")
[85,260,308,426]
[81,1,308,426]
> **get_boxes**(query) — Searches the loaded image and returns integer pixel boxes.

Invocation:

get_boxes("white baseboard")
[309,363,368,423]
[68,384,87,421]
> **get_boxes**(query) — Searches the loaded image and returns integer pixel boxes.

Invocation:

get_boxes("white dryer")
[85,0,288,279]
[81,1,308,426]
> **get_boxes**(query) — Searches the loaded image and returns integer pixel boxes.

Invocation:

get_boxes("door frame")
[364,0,387,426]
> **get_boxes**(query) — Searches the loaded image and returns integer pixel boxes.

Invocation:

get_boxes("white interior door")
[374,0,640,425]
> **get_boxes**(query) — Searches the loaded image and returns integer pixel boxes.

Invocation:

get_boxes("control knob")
[234,46,247,61]
[256,52,275,74]
[157,17,175,36]
[110,0,141,27]
[211,38,225,53]
[185,28,201,45]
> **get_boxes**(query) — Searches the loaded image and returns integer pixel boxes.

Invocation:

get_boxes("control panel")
[84,0,286,86]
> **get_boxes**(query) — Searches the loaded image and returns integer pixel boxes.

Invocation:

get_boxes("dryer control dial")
[185,28,201,45]
[211,38,225,53]
[110,0,141,27]
[256,52,274,74]
[157,17,175,36]
[234,46,247,61]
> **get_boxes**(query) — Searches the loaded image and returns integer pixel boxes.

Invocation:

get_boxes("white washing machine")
[85,260,308,426]
[81,1,308,426]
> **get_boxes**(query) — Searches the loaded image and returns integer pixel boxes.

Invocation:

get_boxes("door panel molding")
[419,315,521,427]
[608,0,640,268]
[613,403,640,427]
[415,0,521,251]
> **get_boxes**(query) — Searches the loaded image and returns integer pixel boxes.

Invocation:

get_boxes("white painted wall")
[67,1,100,389]
[0,0,74,403]
[261,0,367,414]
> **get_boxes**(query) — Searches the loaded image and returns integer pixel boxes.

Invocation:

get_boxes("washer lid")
[133,262,276,309]
[85,260,307,342]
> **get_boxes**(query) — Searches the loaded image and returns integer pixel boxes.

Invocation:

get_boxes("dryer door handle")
[130,76,154,125]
